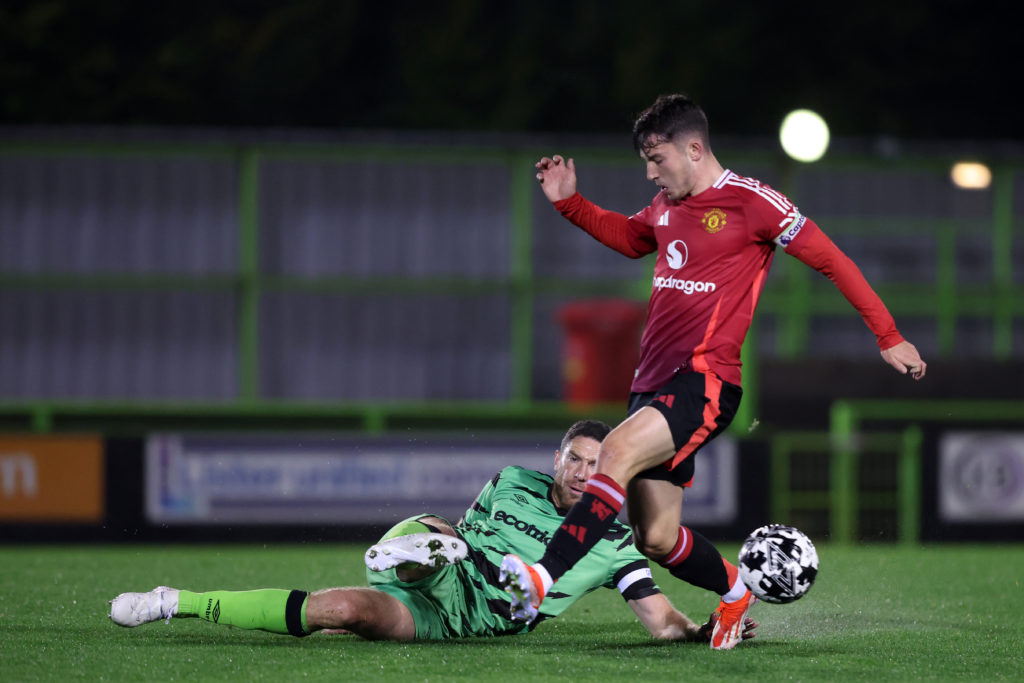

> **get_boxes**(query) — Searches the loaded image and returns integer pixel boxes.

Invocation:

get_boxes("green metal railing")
[769,399,1024,545]
[770,426,923,545]
[1,139,1021,435]
[0,398,628,437]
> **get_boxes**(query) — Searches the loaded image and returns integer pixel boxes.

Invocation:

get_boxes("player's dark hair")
[632,93,710,155]
[560,419,612,453]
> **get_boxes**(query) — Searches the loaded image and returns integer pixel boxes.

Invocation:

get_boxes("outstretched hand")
[535,154,577,203]
[695,612,758,642]
[880,340,927,380]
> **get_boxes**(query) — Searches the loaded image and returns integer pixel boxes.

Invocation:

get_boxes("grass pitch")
[0,543,1020,681]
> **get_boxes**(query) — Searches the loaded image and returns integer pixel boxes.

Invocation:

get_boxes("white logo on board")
[0,453,38,497]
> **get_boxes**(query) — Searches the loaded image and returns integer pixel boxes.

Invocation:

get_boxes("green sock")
[177,589,309,636]
[377,519,434,573]
[379,519,432,541]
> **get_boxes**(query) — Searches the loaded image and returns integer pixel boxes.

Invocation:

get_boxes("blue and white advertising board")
[146,433,738,526]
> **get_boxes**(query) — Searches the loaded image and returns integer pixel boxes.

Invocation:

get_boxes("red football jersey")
[554,169,902,392]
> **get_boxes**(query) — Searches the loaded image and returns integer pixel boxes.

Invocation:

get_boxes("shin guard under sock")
[658,525,731,595]
[177,589,309,636]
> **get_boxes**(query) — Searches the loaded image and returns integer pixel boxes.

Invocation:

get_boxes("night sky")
[0,1,1018,142]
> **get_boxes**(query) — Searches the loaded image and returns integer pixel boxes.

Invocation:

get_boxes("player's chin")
[558,495,583,509]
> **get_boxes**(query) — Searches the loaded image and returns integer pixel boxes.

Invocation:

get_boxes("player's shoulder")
[494,465,553,489]
[489,466,556,514]
[715,169,796,215]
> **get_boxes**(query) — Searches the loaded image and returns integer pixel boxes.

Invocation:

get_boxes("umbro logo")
[204,598,220,622]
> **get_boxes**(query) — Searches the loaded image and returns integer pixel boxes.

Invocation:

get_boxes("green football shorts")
[365,515,528,639]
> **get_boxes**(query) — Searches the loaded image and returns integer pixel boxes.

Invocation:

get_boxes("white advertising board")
[939,432,1024,522]
[145,433,737,525]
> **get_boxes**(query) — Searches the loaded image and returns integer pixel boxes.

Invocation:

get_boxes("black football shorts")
[628,371,741,487]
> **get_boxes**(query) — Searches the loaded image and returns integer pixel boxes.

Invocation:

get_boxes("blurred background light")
[780,109,830,163]
[950,161,992,189]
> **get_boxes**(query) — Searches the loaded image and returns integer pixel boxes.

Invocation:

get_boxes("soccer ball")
[738,524,818,604]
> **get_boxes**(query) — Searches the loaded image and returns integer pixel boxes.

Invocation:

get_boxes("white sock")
[721,574,748,603]
[532,563,554,596]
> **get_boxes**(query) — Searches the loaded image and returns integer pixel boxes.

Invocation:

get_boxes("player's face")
[641,138,698,201]
[551,436,601,509]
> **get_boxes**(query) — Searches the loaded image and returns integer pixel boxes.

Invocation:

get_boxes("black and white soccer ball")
[738,524,818,604]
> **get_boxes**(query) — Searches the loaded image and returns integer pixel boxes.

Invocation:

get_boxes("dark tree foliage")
[0,0,1014,139]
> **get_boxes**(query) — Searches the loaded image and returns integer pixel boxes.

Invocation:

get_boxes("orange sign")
[0,436,105,522]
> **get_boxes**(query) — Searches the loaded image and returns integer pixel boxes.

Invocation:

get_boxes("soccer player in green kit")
[109,420,755,643]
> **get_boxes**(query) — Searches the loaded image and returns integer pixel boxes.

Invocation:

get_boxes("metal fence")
[1,130,1022,414]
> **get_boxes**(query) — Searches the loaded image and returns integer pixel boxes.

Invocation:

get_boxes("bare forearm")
[646,611,702,641]
[630,594,702,641]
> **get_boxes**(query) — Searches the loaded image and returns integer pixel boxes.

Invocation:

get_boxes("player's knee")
[631,526,677,559]
[308,588,366,630]
[596,435,642,483]
[417,515,456,537]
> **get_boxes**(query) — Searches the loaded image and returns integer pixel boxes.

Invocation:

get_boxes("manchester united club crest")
[702,208,727,234]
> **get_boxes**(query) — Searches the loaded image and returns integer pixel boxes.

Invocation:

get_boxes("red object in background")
[559,299,647,404]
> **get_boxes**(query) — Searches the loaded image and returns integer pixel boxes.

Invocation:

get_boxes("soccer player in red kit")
[500,93,927,650]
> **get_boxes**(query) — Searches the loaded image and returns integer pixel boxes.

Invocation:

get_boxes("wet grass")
[0,543,1020,681]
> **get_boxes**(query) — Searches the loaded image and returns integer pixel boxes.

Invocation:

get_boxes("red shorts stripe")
[689,301,721,375]
[667,372,723,470]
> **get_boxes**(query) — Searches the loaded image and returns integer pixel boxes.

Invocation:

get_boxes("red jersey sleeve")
[552,193,657,259]
[784,219,905,350]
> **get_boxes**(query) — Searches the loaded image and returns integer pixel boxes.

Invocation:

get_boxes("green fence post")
[30,405,53,434]
[830,400,857,544]
[770,434,791,523]
[992,167,1014,359]
[899,424,923,546]
[936,225,957,357]
[237,147,261,401]
[733,314,759,436]
[508,152,535,407]
[778,262,811,360]
[775,160,811,361]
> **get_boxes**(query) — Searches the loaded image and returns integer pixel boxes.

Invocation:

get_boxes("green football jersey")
[457,465,659,626]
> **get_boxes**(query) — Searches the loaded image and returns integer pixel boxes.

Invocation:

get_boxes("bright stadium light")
[950,161,992,190]
[779,109,830,163]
